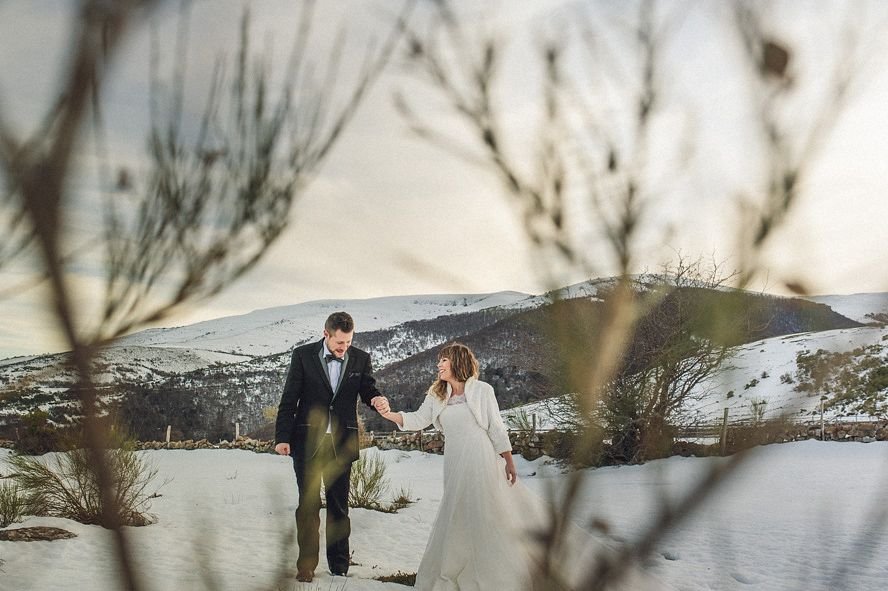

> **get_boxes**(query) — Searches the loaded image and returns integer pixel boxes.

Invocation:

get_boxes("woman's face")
[437,356,454,382]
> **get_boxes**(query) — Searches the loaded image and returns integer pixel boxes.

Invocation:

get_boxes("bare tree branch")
[398,2,883,590]
[0,1,410,589]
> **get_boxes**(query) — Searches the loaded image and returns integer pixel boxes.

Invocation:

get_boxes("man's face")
[324,329,353,359]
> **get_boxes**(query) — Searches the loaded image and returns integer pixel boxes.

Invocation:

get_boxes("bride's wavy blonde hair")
[430,342,479,401]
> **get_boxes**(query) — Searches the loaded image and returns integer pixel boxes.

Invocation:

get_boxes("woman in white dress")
[375,342,662,591]
[377,342,538,590]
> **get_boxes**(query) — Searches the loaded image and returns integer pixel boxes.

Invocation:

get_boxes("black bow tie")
[325,354,343,363]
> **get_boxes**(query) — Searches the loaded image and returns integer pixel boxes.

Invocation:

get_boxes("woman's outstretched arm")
[380,410,404,427]
[378,393,436,431]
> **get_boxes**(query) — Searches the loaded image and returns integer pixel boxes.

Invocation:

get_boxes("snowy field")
[2,441,887,590]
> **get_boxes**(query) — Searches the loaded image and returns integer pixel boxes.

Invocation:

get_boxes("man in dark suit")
[274,312,389,582]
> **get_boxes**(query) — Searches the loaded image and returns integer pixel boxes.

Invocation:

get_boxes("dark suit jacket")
[275,339,381,463]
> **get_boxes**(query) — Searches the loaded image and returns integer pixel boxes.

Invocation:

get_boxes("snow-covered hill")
[500,277,616,310]
[0,291,532,405]
[3,282,887,433]
[0,346,247,390]
[115,292,532,356]
[503,324,888,429]
[802,292,888,323]
[691,325,888,423]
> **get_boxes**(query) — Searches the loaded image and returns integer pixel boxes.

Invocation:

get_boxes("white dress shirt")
[323,341,343,434]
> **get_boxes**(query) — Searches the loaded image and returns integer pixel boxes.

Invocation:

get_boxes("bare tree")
[539,256,745,464]
[597,258,741,463]
[0,1,406,589]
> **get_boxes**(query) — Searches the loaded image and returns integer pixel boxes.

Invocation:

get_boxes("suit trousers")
[292,434,352,574]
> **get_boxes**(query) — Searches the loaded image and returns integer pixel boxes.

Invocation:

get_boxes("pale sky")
[1,0,887,359]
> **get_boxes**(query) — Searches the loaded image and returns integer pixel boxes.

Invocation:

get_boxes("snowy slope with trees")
[2,283,886,439]
[504,324,888,430]
[690,325,888,423]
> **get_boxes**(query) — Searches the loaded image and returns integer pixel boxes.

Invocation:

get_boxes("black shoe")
[330,569,348,577]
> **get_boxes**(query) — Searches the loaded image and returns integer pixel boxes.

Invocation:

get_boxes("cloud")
[1,0,887,358]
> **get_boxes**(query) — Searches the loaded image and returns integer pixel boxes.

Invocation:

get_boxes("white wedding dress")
[414,397,539,590]
[412,395,661,591]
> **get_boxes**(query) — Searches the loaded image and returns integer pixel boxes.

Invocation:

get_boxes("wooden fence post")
[820,398,825,441]
[531,413,537,437]
[235,422,240,440]
[165,425,171,445]
[720,408,729,456]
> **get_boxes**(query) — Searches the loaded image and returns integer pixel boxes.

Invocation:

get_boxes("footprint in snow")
[661,551,679,561]
[731,572,755,585]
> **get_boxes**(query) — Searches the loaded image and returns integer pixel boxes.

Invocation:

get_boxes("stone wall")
[128,431,555,459]
[3,420,885,457]
[135,437,276,453]
[736,420,888,444]
[369,430,552,460]
[812,421,888,442]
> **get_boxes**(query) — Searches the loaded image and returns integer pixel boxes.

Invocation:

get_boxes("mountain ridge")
[1,279,884,441]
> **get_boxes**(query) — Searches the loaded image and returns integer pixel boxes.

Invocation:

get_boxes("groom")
[274,311,389,582]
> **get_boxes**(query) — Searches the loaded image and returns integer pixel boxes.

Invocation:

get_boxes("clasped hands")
[371,395,390,415]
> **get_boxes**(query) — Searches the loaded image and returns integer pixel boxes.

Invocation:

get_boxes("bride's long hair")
[430,342,479,401]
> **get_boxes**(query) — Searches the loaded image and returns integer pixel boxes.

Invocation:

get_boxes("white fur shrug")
[396,377,512,455]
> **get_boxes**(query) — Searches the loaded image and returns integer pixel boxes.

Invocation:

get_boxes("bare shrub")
[344,450,414,513]
[389,486,415,512]
[375,570,417,585]
[505,407,535,431]
[9,441,163,528]
[0,481,26,527]
[348,450,390,510]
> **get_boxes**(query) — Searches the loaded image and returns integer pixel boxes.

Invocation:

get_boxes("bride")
[376,342,532,589]
[375,342,661,591]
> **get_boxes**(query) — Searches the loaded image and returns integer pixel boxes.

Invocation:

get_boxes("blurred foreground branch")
[398,1,881,589]
[0,0,407,589]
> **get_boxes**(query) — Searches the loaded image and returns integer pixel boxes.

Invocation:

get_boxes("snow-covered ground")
[2,441,887,590]
[502,398,562,430]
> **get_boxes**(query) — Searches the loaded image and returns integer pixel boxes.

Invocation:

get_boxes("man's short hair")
[325,312,354,334]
